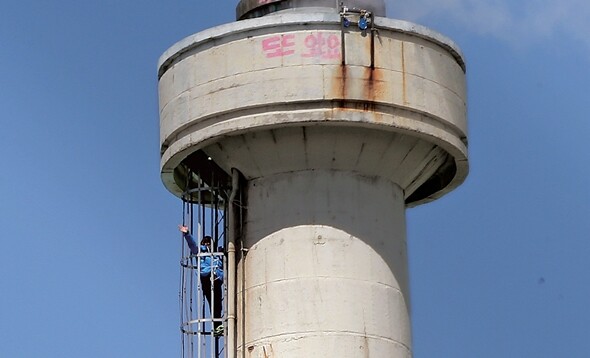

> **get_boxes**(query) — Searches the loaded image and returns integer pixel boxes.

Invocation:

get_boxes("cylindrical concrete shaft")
[238,170,411,357]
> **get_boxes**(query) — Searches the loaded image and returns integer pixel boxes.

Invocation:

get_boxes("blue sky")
[1,1,589,357]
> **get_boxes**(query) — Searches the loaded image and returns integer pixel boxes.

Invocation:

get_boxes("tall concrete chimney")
[158,1,468,356]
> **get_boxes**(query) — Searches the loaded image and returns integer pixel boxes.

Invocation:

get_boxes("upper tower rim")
[157,14,466,79]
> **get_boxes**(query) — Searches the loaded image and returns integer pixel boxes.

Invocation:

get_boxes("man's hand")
[178,225,189,234]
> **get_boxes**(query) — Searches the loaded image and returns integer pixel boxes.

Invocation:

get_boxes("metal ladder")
[180,180,229,358]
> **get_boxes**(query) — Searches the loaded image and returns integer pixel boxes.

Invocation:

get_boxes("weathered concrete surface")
[158,13,467,205]
[158,10,469,358]
[238,170,411,357]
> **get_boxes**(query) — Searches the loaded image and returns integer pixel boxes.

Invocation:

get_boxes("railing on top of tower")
[236,0,386,21]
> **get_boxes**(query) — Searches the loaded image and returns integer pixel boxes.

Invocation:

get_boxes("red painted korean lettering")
[302,33,341,59]
[262,34,296,58]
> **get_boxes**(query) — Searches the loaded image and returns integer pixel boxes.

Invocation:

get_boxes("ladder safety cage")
[180,174,230,358]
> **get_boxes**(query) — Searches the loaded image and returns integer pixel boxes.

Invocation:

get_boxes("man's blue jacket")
[183,233,224,281]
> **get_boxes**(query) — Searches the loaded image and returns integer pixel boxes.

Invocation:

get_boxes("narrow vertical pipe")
[370,13,375,69]
[180,198,186,357]
[196,187,203,355]
[340,17,346,66]
[240,187,246,358]
[227,168,239,358]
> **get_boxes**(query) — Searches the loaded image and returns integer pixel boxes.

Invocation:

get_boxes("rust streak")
[341,64,347,101]
[366,66,375,111]
[363,66,384,111]
[330,64,348,110]
[332,38,386,112]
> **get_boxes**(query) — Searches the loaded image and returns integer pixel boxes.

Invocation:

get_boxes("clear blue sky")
[1,1,588,357]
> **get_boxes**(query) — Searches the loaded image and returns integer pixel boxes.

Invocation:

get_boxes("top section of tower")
[236,0,386,20]
[157,11,468,206]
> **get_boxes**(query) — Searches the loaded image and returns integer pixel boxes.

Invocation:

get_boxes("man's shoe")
[214,325,224,337]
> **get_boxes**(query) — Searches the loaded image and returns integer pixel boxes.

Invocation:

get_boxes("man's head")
[201,236,212,246]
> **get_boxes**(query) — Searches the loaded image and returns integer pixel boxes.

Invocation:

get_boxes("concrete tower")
[158,1,468,357]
